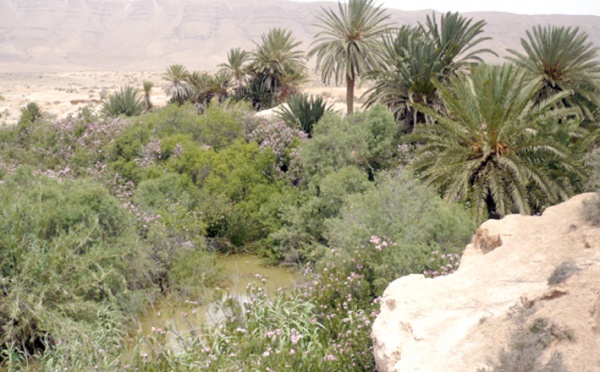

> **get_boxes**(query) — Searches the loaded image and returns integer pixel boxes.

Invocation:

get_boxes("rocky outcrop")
[372,193,600,371]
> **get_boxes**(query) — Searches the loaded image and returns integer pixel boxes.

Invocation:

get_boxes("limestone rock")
[372,193,600,372]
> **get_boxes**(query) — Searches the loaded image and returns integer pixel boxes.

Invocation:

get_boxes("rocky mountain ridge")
[1,0,599,72]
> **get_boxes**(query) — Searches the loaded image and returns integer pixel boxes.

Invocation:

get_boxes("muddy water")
[132,254,298,351]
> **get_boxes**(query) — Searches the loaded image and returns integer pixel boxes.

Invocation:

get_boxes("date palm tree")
[308,0,392,115]
[409,64,589,222]
[364,12,495,132]
[364,26,442,132]
[163,64,192,105]
[219,48,251,99]
[247,28,307,109]
[507,25,600,121]
[420,11,496,78]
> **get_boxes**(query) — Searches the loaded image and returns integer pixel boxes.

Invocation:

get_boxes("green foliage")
[410,63,591,222]
[101,86,145,118]
[0,168,155,356]
[326,171,475,294]
[270,166,371,264]
[299,105,403,180]
[364,12,495,131]
[276,93,332,136]
[143,80,154,111]
[219,47,251,99]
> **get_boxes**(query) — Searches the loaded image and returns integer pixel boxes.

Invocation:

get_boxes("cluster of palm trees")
[162,28,307,111]
[161,0,600,222]
[306,0,600,221]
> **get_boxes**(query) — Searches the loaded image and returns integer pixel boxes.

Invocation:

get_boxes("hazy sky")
[293,0,600,16]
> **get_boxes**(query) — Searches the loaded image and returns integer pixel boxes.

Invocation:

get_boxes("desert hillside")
[0,0,599,72]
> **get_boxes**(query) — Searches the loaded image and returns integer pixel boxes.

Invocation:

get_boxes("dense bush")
[299,105,403,181]
[326,170,475,293]
[0,168,155,355]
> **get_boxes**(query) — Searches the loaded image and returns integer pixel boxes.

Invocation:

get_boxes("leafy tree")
[162,64,192,105]
[409,63,590,222]
[507,25,600,121]
[247,28,307,109]
[275,93,332,137]
[101,86,144,117]
[308,0,392,114]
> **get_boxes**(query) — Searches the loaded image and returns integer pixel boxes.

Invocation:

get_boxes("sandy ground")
[0,71,367,126]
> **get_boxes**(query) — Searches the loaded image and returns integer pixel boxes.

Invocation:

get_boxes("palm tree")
[19,102,44,123]
[142,81,153,111]
[364,26,442,131]
[308,0,392,115]
[363,12,495,132]
[187,70,231,109]
[248,28,307,109]
[409,64,588,222]
[219,48,251,99]
[163,64,192,105]
[276,93,333,137]
[507,25,600,121]
[419,11,496,78]
[101,86,144,117]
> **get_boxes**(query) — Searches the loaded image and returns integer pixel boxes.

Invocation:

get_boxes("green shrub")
[326,170,475,294]
[269,166,372,263]
[298,106,403,182]
[0,168,155,356]
[19,102,44,123]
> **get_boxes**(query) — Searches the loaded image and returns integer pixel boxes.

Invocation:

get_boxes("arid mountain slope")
[0,0,599,72]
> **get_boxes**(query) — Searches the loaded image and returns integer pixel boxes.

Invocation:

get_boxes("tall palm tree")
[247,28,307,109]
[409,64,588,222]
[308,0,392,115]
[507,25,600,121]
[163,64,192,105]
[219,48,251,99]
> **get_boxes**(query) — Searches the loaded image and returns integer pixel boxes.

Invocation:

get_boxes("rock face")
[372,193,600,371]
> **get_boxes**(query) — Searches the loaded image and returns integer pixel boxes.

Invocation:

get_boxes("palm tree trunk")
[346,76,355,115]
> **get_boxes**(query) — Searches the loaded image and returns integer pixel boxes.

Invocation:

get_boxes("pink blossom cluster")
[423,250,462,278]
[134,138,162,169]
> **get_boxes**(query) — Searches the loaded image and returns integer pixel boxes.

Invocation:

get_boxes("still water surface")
[132,254,298,351]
